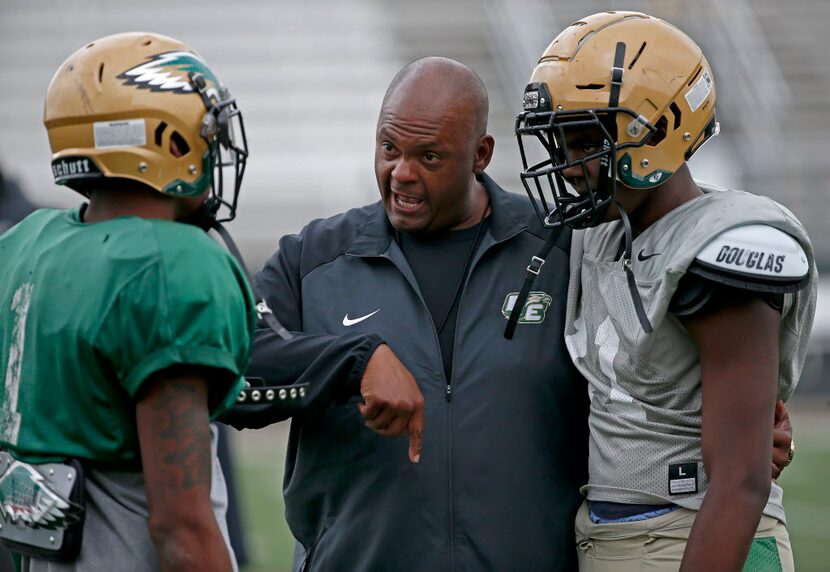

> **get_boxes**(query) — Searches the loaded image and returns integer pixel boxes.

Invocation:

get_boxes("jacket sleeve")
[219,230,384,430]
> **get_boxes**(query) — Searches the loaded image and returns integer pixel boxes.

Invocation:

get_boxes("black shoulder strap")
[503,225,564,340]
[211,223,304,406]
[616,205,653,334]
[212,222,293,341]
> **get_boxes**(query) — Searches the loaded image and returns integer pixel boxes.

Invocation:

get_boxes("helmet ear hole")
[647,116,668,147]
[169,131,190,158]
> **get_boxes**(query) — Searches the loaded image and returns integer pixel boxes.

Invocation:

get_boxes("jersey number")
[2,283,33,445]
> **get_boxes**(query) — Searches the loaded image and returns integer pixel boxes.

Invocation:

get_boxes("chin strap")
[504,224,564,340]
[209,222,306,405]
[604,42,651,334]
[615,202,653,334]
[211,222,293,341]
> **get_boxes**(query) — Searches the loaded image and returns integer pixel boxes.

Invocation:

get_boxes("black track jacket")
[223,174,588,571]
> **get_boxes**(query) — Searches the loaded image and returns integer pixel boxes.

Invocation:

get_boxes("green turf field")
[778,398,830,571]
[232,397,830,571]
[233,423,294,572]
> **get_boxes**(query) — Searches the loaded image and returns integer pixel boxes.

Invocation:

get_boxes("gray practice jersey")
[564,183,817,523]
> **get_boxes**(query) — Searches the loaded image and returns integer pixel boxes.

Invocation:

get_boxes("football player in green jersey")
[0,33,255,571]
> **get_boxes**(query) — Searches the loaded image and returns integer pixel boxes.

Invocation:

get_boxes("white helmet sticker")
[93,119,147,148]
[685,70,713,113]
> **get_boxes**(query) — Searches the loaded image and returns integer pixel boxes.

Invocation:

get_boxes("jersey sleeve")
[95,226,256,415]
[670,272,785,316]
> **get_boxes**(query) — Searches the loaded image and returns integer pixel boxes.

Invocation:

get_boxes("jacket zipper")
[436,308,454,569]
[410,271,455,568]
[443,235,492,570]
[366,229,520,570]
[446,392,455,571]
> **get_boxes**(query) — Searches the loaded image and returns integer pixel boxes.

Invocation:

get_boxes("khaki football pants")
[574,500,794,572]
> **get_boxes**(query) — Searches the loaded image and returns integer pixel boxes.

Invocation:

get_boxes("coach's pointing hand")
[358,344,425,463]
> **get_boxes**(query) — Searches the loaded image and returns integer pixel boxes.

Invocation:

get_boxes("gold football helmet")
[516,11,718,228]
[44,32,247,222]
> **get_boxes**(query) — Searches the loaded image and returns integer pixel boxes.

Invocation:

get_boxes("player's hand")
[358,344,424,464]
[771,400,792,480]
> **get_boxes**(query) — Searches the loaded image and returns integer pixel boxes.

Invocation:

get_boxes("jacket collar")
[346,173,529,257]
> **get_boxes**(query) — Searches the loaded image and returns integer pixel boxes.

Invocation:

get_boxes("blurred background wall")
[1,1,828,569]
[3,0,828,389]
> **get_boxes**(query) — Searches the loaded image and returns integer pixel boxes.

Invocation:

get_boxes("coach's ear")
[473,134,495,175]
[771,400,792,481]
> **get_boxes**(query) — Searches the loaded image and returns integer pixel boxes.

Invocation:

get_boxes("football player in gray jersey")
[514,11,816,572]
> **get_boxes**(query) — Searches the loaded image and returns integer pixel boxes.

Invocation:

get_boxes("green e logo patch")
[501,291,552,324]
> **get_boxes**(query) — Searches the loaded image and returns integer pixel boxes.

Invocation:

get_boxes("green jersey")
[0,207,255,466]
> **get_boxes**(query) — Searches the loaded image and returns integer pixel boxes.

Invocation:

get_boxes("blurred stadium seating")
[1,1,828,569]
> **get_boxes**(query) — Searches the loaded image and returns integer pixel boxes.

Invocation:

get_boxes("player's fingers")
[773,400,787,427]
[772,449,786,469]
[772,428,791,447]
[408,402,424,464]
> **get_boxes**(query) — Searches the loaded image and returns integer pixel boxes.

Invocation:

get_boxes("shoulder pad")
[690,225,810,293]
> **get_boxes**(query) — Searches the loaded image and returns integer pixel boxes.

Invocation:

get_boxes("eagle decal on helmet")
[117,51,220,99]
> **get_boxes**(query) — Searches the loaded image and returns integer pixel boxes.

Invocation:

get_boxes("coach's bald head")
[380,56,489,147]
[374,57,494,234]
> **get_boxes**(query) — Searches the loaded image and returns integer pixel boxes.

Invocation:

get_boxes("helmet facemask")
[517,106,659,229]
[183,72,249,228]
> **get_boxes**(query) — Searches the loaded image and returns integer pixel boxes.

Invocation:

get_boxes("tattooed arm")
[136,365,233,572]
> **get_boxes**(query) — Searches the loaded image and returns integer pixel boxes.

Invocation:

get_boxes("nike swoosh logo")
[637,249,661,262]
[342,309,380,327]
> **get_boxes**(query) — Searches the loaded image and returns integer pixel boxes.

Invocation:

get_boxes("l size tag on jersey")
[668,462,698,495]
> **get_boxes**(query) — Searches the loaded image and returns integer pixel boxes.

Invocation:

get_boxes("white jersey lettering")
[2,283,33,445]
